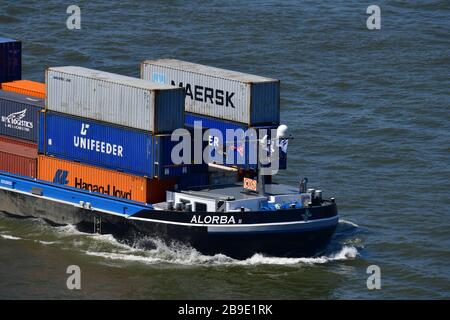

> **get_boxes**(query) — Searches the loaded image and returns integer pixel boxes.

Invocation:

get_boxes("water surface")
[0,0,449,299]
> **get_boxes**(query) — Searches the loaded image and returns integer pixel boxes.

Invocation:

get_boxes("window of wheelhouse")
[194,202,207,212]
[216,200,225,212]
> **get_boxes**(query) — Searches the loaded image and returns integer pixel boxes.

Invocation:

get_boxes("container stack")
[0,38,42,178]
[38,66,188,203]
[1,35,287,202]
[140,59,286,176]
[141,59,280,127]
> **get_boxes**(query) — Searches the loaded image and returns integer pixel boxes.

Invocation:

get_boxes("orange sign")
[243,177,257,191]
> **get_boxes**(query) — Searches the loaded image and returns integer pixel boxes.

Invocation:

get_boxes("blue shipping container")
[250,81,280,126]
[178,172,209,189]
[0,38,21,83]
[0,90,44,142]
[39,112,187,178]
[185,113,287,170]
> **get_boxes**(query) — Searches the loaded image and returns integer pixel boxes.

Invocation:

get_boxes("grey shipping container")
[0,90,44,142]
[141,59,280,126]
[46,66,185,133]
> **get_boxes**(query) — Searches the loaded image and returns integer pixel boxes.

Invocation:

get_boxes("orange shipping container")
[38,155,176,204]
[1,80,46,99]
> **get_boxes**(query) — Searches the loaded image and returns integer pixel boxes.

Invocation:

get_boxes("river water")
[0,0,449,299]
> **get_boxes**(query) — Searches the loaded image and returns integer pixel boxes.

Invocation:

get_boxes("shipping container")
[38,155,177,204]
[178,172,209,189]
[39,111,188,178]
[0,37,21,83]
[185,112,281,169]
[141,59,280,126]
[2,80,45,99]
[0,135,37,178]
[0,135,37,149]
[0,90,44,142]
[46,66,185,133]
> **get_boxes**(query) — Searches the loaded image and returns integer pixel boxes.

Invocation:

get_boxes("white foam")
[1,234,22,240]
[1,217,360,266]
[55,224,84,235]
[1,219,359,266]
[85,251,163,264]
[89,233,140,252]
[339,219,359,228]
[235,246,358,265]
[84,240,358,266]
[35,240,58,245]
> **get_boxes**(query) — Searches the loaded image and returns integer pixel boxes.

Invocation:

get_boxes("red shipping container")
[0,135,37,178]
[0,135,37,149]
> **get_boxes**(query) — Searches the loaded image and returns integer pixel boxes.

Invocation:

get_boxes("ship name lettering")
[190,215,236,224]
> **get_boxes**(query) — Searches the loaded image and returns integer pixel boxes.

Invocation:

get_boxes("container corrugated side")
[2,80,45,99]
[178,172,209,189]
[0,90,44,142]
[141,59,280,126]
[39,111,188,178]
[45,66,185,133]
[0,135,37,149]
[0,135,37,178]
[250,81,280,125]
[0,38,21,83]
[154,88,185,133]
[38,155,148,202]
[185,112,276,169]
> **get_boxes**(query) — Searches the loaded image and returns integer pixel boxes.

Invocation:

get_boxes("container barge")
[0,39,338,259]
[0,171,338,259]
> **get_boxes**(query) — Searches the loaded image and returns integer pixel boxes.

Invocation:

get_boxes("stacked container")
[0,90,44,142]
[141,59,280,126]
[0,37,21,84]
[0,89,43,179]
[2,80,46,99]
[38,66,187,203]
[185,113,276,170]
[0,135,37,178]
[46,66,185,133]
[0,38,43,180]
[141,59,284,170]
[38,111,184,178]
[38,155,177,203]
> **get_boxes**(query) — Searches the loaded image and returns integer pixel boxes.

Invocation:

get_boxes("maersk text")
[171,81,235,108]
